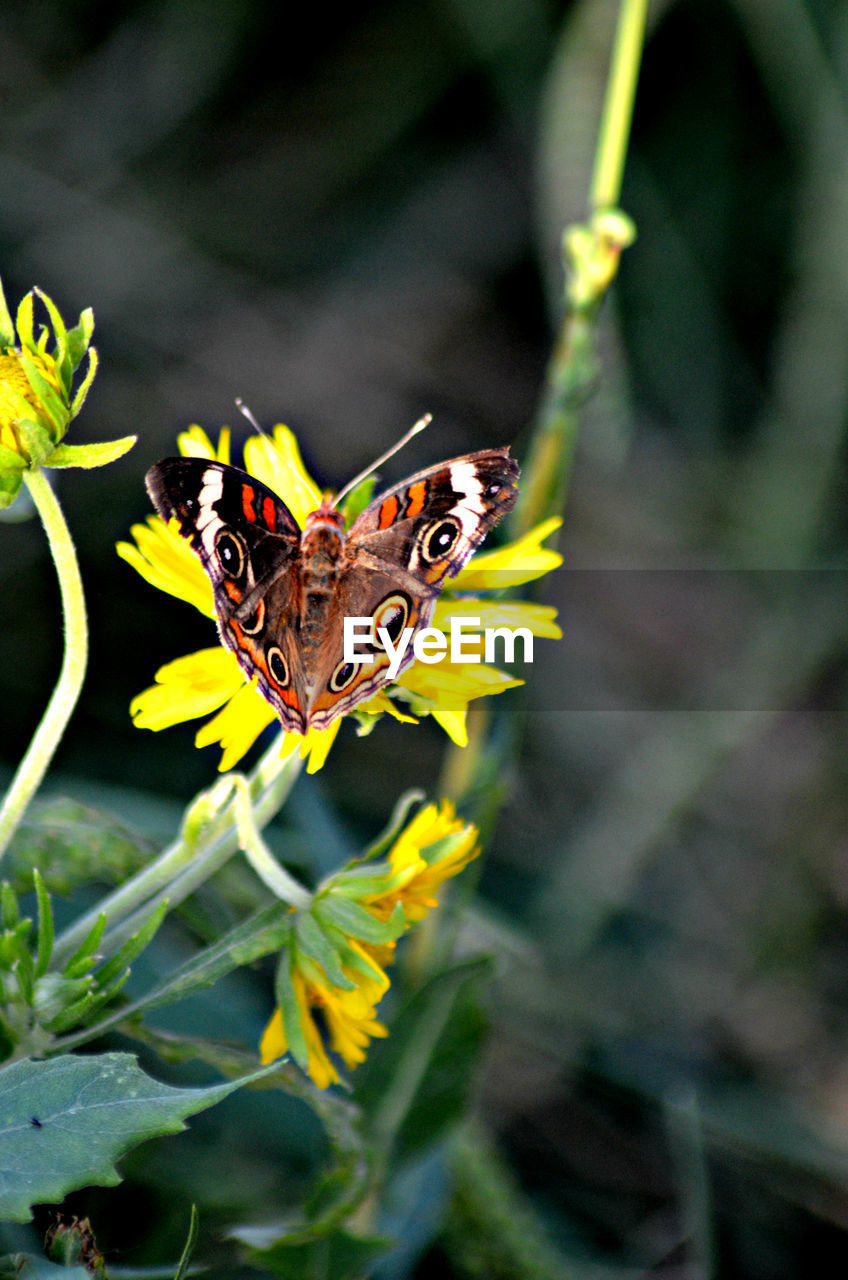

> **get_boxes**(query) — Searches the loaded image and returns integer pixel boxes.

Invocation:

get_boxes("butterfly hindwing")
[145,444,519,736]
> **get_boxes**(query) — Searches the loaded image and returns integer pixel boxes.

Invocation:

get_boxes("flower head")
[119,424,562,769]
[0,277,134,508]
[259,799,480,1086]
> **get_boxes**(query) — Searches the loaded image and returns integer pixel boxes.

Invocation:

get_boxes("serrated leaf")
[0,1052,276,1222]
[44,436,136,469]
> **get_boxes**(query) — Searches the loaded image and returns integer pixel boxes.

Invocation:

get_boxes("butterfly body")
[146,447,519,734]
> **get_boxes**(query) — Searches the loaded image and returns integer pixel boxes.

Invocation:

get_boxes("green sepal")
[62,913,106,978]
[94,898,168,988]
[0,473,23,509]
[14,946,35,1004]
[32,972,94,1027]
[312,919,390,985]
[33,869,54,980]
[68,345,98,418]
[17,351,68,435]
[294,910,355,991]
[314,892,406,946]
[0,443,25,471]
[0,277,14,347]
[16,418,54,466]
[65,307,95,371]
[15,292,35,351]
[1,882,19,929]
[33,288,69,376]
[44,434,136,469]
[419,828,474,866]
[273,939,309,1072]
[325,861,408,899]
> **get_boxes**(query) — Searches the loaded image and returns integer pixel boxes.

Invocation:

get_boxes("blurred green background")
[4,0,848,1276]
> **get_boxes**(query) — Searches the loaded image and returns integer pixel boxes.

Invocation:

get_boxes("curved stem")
[0,467,88,861]
[51,732,304,966]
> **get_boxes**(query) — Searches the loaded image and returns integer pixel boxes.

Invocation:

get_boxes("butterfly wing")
[146,457,311,733]
[296,448,520,728]
[347,448,519,589]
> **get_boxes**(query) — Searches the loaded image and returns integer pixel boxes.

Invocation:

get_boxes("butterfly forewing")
[144,445,519,736]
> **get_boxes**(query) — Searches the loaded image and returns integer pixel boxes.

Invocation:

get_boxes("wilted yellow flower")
[260,800,480,1086]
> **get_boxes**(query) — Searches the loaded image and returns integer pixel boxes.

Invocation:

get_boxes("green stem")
[0,467,88,862]
[590,0,649,211]
[51,732,304,966]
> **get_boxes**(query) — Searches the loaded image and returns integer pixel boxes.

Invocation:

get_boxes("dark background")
[4,0,848,1276]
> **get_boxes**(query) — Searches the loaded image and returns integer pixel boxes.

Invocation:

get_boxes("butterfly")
[145,438,519,735]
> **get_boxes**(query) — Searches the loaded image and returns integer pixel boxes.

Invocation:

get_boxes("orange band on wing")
[242,484,257,522]
[405,480,427,519]
[262,495,277,530]
[378,495,399,529]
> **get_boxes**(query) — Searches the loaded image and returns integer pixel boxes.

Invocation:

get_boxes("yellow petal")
[243,425,321,527]
[131,648,243,730]
[431,706,468,745]
[453,517,563,590]
[434,598,561,640]
[177,424,231,463]
[398,661,523,707]
[117,516,215,618]
[194,680,278,771]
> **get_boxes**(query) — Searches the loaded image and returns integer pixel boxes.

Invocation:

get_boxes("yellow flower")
[0,278,133,508]
[120,425,561,768]
[260,800,480,1086]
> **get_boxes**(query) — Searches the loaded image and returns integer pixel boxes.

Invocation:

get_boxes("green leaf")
[44,435,136,470]
[0,1052,276,1222]
[33,871,53,980]
[0,473,23,509]
[354,958,493,1163]
[6,797,151,897]
[235,1226,389,1280]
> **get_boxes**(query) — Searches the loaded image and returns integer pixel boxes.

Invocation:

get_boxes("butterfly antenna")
[235,398,322,506]
[335,413,432,507]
